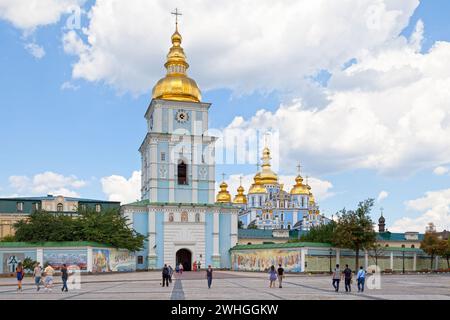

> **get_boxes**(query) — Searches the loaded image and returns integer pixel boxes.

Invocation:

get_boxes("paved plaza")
[0,271,449,300]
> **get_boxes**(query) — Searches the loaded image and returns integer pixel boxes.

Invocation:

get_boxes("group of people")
[268,264,285,288]
[162,264,214,289]
[332,264,366,293]
[15,262,69,293]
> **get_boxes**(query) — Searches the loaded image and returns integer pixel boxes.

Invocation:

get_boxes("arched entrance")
[176,249,192,271]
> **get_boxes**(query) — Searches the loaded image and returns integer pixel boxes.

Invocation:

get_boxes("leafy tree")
[368,243,386,266]
[0,235,16,242]
[22,257,38,273]
[437,238,450,269]
[299,221,337,244]
[14,209,146,251]
[333,199,377,270]
[247,224,258,230]
[420,230,441,270]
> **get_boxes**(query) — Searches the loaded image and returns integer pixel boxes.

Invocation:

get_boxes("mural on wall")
[44,250,87,270]
[231,249,302,272]
[109,250,136,272]
[2,253,25,273]
[92,249,110,272]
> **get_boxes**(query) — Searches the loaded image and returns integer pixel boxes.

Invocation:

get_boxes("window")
[287,224,291,230]
[181,212,188,222]
[168,213,174,222]
[301,197,305,207]
[16,202,24,212]
[195,213,200,223]
[401,244,405,248]
[95,204,102,212]
[411,245,415,248]
[281,213,284,221]
[385,244,389,247]
[33,202,40,211]
[161,152,166,161]
[137,256,144,264]
[259,196,262,207]
[57,203,63,212]
[177,160,188,185]
[251,197,255,207]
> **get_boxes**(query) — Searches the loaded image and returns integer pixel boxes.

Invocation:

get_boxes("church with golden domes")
[216,147,331,231]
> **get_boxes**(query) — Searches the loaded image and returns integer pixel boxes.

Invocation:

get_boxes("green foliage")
[420,230,441,270]
[22,257,38,272]
[0,235,16,242]
[13,209,146,251]
[333,199,377,269]
[299,221,337,244]
[437,237,450,269]
[238,220,243,229]
[247,224,258,230]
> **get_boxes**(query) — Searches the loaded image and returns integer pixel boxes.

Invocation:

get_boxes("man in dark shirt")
[343,264,352,292]
[162,264,169,287]
[206,265,213,289]
[277,264,284,288]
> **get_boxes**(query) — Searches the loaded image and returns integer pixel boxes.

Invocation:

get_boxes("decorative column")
[147,209,158,269]
[300,248,307,272]
[149,138,158,201]
[413,252,417,271]
[87,247,93,273]
[230,211,238,248]
[212,211,221,267]
[169,142,175,202]
[390,251,394,270]
[364,250,369,269]
[191,137,198,203]
[335,248,340,265]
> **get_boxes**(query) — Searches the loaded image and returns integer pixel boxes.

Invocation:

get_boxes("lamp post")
[402,250,405,274]
[329,248,333,273]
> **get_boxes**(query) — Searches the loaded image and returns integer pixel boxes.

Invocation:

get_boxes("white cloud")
[8,171,87,197]
[101,171,141,204]
[61,81,80,91]
[219,173,333,203]
[433,166,449,176]
[390,188,450,233]
[224,21,450,175]
[0,0,85,31]
[377,191,389,202]
[61,0,419,97]
[24,42,45,59]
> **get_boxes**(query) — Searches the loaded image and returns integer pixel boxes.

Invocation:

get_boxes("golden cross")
[296,162,302,175]
[171,8,182,26]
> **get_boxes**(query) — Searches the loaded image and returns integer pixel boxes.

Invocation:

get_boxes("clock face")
[175,110,189,123]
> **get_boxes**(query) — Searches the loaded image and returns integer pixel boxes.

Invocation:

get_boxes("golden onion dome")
[233,185,247,204]
[216,181,231,203]
[290,175,310,195]
[248,174,267,194]
[259,147,279,185]
[152,25,202,103]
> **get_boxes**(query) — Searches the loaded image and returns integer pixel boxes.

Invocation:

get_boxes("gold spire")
[152,12,201,103]
[259,147,278,185]
[290,174,309,195]
[216,180,231,203]
[233,177,248,204]
[248,173,267,194]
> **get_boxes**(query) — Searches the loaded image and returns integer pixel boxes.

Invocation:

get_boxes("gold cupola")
[216,181,232,203]
[259,147,279,185]
[233,185,248,204]
[290,175,310,195]
[152,23,202,102]
[248,173,267,194]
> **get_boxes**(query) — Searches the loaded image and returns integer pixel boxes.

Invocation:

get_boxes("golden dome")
[290,175,310,195]
[248,174,267,194]
[152,26,201,102]
[233,185,247,204]
[216,181,231,203]
[259,147,279,185]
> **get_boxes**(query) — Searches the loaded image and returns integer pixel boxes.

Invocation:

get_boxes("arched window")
[301,197,305,207]
[385,244,389,247]
[168,213,174,222]
[195,213,200,223]
[57,203,63,212]
[177,160,188,185]
[411,245,415,248]
[181,212,188,222]
[287,224,291,230]
[280,213,284,221]
[401,244,405,248]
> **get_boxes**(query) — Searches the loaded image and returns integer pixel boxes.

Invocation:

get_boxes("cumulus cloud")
[8,171,87,197]
[101,171,141,204]
[433,166,449,176]
[61,0,419,97]
[24,42,45,59]
[377,191,389,202]
[390,189,450,233]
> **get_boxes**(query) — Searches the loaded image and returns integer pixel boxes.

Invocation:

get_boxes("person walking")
[277,264,285,288]
[16,262,24,292]
[343,264,352,292]
[179,263,184,275]
[168,265,174,284]
[357,266,366,292]
[332,264,342,292]
[161,264,170,287]
[61,264,69,292]
[44,264,55,292]
[206,265,213,289]
[268,265,278,288]
[33,262,42,292]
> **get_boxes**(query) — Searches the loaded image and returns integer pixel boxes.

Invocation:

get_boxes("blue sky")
[0,0,449,232]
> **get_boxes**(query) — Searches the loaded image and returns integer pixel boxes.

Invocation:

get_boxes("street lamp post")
[402,250,405,274]
[329,248,332,273]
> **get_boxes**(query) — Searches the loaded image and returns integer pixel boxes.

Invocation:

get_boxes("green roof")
[238,229,300,239]
[123,200,236,209]
[376,232,424,241]
[0,241,112,248]
[232,242,332,251]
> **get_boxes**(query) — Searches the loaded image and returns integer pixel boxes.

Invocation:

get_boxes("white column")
[292,211,298,226]
[208,160,215,204]
[413,252,417,271]
[390,251,394,270]
[150,139,158,201]
[230,211,238,248]
[300,248,307,272]
[213,212,220,256]
[202,110,208,133]
[191,137,198,203]
[335,248,340,265]
[87,247,93,272]
[169,143,175,202]
[364,251,369,269]
[148,210,156,257]
[154,107,162,132]
[36,248,44,265]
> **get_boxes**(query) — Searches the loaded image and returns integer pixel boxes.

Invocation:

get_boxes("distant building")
[376,211,423,248]
[0,195,120,239]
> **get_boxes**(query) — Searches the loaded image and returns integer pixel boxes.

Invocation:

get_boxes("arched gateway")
[176,249,192,271]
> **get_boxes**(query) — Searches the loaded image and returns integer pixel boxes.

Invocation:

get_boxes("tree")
[1,235,16,242]
[368,243,386,266]
[238,220,243,229]
[437,238,450,269]
[13,208,146,251]
[420,229,441,270]
[22,257,38,273]
[299,221,337,244]
[333,199,377,270]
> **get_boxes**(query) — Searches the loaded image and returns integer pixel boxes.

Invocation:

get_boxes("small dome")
[379,214,385,223]
[290,175,309,195]
[233,185,247,204]
[248,174,267,194]
[216,181,231,203]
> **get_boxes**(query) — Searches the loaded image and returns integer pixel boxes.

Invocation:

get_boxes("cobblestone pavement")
[0,271,448,300]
